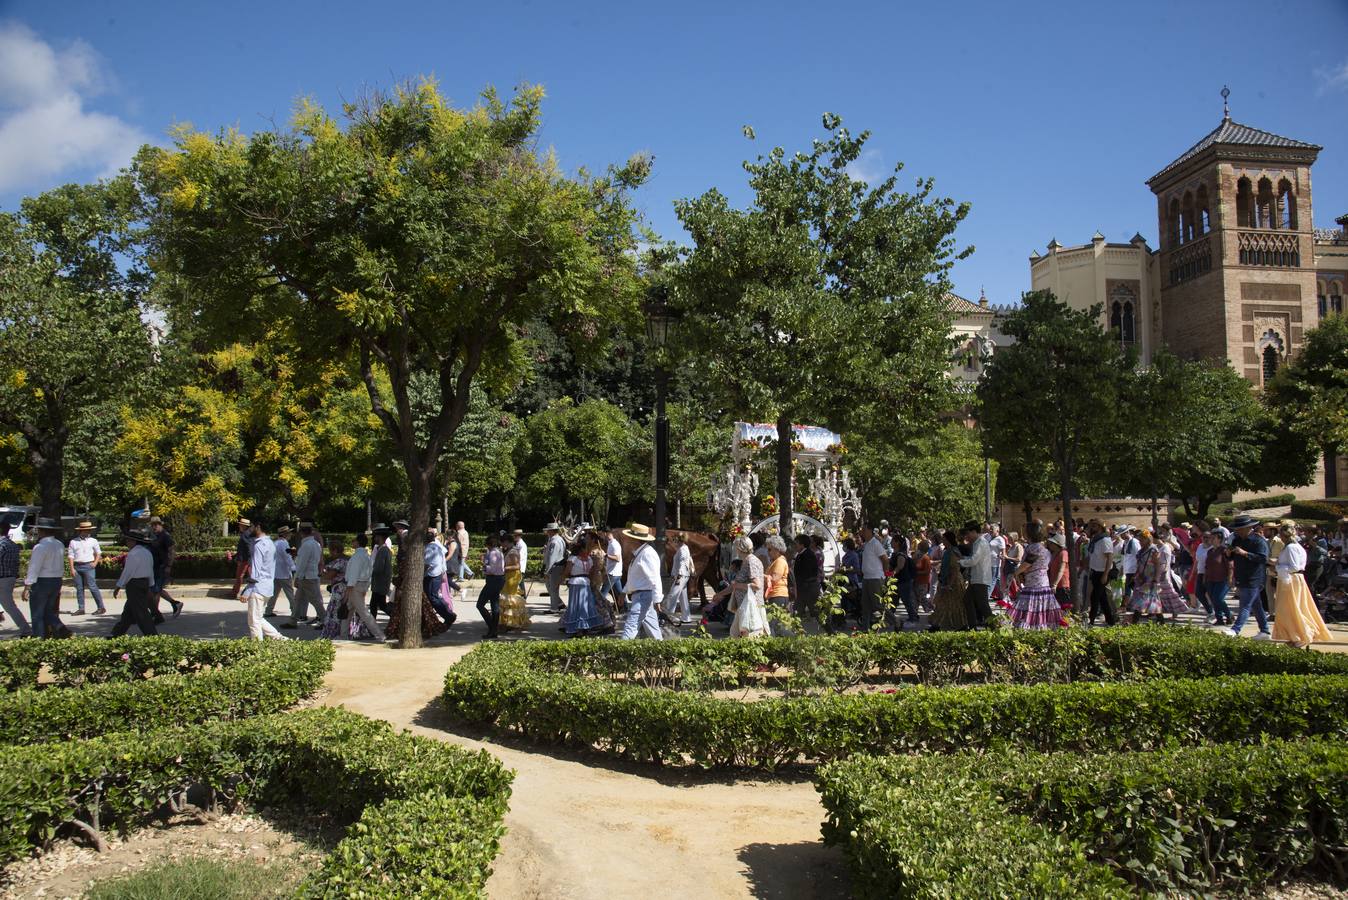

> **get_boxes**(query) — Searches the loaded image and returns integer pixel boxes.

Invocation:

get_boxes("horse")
[616,528,723,607]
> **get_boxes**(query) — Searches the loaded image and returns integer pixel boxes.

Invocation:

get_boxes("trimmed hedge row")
[0,635,294,691]
[818,739,1348,897]
[0,639,334,744]
[494,627,1348,689]
[442,634,1348,769]
[0,707,513,898]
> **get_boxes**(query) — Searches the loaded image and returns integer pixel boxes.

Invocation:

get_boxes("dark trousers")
[110,578,157,636]
[895,579,918,623]
[963,582,991,628]
[477,573,504,637]
[423,574,455,625]
[861,578,897,631]
[370,590,389,617]
[29,577,66,638]
[1090,570,1118,624]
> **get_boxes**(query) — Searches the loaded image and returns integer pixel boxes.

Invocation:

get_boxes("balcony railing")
[1237,229,1300,267]
[1169,234,1211,285]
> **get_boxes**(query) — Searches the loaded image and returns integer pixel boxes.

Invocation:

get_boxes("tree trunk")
[396,470,433,649]
[1060,473,1074,556]
[30,436,64,519]
[776,414,793,538]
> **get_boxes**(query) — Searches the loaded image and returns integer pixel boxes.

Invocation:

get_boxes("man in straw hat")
[542,522,567,614]
[110,529,157,636]
[67,520,106,615]
[619,523,664,640]
[264,524,296,618]
[237,520,286,641]
[1226,514,1272,640]
[21,517,70,638]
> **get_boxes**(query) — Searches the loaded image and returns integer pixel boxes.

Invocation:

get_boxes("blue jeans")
[73,564,103,611]
[1205,580,1232,621]
[28,577,64,638]
[620,588,662,640]
[423,573,455,625]
[1230,584,1268,634]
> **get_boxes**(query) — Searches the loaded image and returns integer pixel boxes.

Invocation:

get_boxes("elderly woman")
[764,535,793,635]
[729,535,769,638]
[1271,523,1333,648]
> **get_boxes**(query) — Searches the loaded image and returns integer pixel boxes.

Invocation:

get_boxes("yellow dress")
[1271,571,1332,648]
[499,567,531,630]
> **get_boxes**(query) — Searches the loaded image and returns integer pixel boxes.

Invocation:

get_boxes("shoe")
[72,610,85,616]
[1253,631,1272,641]
[1225,629,1240,637]
[152,615,165,625]
[171,601,183,619]
[96,607,107,615]
[263,611,277,618]
[279,622,299,630]
[1204,614,1216,624]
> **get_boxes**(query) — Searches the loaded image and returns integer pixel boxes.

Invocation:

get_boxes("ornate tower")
[1147,92,1321,385]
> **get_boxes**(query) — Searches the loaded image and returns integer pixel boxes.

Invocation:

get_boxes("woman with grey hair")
[763,535,792,635]
[729,535,769,638]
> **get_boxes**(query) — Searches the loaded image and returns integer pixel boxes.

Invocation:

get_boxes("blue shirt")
[247,534,276,597]
[424,540,447,578]
[1231,532,1268,588]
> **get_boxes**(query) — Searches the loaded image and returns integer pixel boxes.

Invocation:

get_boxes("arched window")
[1236,177,1253,228]
[1196,184,1211,234]
[1256,178,1275,229]
[1278,179,1297,229]
[1258,328,1284,384]
[1331,281,1345,316]
[1110,285,1136,349]
[1322,281,1330,318]
[1168,198,1182,247]
[1262,345,1280,383]
[1181,191,1196,243]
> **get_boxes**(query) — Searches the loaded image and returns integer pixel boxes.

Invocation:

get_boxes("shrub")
[0,639,334,743]
[1208,492,1296,518]
[87,856,299,900]
[1291,498,1348,522]
[0,635,288,690]
[0,707,512,898]
[818,739,1348,897]
[442,630,1348,769]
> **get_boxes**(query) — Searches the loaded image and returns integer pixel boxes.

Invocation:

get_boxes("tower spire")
[1221,85,1230,120]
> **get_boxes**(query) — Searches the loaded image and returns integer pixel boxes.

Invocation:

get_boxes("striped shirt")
[0,537,18,580]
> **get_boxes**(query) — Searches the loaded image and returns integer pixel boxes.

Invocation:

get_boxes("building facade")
[1028,105,1348,499]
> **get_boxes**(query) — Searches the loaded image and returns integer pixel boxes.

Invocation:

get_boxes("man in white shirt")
[662,532,695,625]
[110,529,158,636]
[1117,525,1141,603]
[455,521,472,579]
[282,524,325,629]
[1086,520,1118,625]
[600,526,626,611]
[984,524,1007,596]
[342,532,386,641]
[265,525,296,618]
[958,521,994,628]
[542,523,567,613]
[238,521,285,640]
[22,518,68,638]
[859,523,894,631]
[620,523,663,640]
[67,520,106,615]
[513,529,528,575]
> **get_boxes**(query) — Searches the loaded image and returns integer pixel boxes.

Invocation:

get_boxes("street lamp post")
[644,286,677,566]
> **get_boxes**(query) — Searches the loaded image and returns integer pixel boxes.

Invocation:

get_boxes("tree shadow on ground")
[409,694,818,789]
[736,840,851,899]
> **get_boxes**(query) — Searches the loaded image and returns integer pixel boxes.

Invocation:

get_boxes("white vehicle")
[0,506,37,544]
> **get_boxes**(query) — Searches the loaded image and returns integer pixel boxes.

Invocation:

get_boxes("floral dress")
[1128,546,1163,616]
[563,553,604,635]
[730,554,770,638]
[1010,542,1062,630]
[321,557,373,639]
[1153,542,1189,615]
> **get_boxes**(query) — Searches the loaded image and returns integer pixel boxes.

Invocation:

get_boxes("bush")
[1208,492,1296,518]
[818,739,1348,897]
[87,856,299,900]
[1291,498,1348,522]
[0,635,288,690]
[442,630,1348,769]
[0,707,513,898]
[0,639,334,743]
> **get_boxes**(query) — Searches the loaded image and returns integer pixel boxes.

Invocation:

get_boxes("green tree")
[0,179,154,516]
[978,292,1126,531]
[849,422,992,527]
[674,114,969,536]
[137,83,646,646]
[1267,313,1348,493]
[514,398,646,524]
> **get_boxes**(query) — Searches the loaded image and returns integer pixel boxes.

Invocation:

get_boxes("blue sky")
[2,0,1346,303]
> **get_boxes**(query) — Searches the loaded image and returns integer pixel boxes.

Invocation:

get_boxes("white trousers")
[662,575,690,621]
[246,589,287,640]
[343,582,385,641]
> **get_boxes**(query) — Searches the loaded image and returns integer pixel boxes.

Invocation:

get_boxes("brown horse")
[616,528,723,606]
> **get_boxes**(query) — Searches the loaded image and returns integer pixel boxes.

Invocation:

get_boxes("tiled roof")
[946,292,991,316]
[1148,117,1321,184]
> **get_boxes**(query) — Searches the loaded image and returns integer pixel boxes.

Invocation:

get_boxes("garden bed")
[442,629,1348,769]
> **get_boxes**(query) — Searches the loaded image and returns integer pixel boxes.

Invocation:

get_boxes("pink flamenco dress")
[1153,543,1190,616]
[1010,543,1062,630]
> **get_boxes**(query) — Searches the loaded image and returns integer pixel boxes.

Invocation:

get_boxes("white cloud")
[1315,60,1348,95]
[0,22,148,193]
[845,148,886,185]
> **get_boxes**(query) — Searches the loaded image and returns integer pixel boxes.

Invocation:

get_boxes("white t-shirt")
[1120,537,1141,575]
[986,534,1006,561]
[606,536,623,577]
[273,537,294,578]
[1194,543,1209,573]
[1088,536,1114,573]
[67,535,101,565]
[861,537,888,580]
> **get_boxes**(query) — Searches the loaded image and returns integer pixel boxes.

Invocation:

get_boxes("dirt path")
[320,642,848,900]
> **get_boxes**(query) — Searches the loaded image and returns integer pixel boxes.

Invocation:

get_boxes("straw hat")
[623,523,656,542]
[75,520,95,532]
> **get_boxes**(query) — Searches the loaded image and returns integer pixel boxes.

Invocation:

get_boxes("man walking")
[1086,520,1118,625]
[22,517,69,638]
[369,523,393,618]
[265,524,296,617]
[542,522,567,613]
[599,525,626,612]
[859,522,895,631]
[342,532,386,641]
[231,516,254,597]
[110,529,157,637]
[1117,525,1141,605]
[237,520,285,640]
[0,527,31,637]
[282,523,325,629]
[423,527,457,627]
[958,520,994,628]
[1228,514,1272,639]
[455,521,472,579]
[620,523,663,640]
[67,520,106,615]
[146,517,183,621]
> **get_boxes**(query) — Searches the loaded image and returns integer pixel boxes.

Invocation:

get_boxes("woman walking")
[929,531,969,631]
[587,532,617,633]
[562,538,605,636]
[499,532,531,631]
[1009,521,1062,630]
[662,532,695,625]
[476,535,506,640]
[764,535,792,635]
[729,535,769,638]
[1128,531,1165,623]
[792,533,822,624]
[1271,523,1333,648]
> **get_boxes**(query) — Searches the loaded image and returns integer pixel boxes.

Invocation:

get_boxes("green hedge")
[0,707,512,898]
[1208,492,1296,518]
[1291,498,1348,522]
[818,739,1348,897]
[0,639,334,744]
[0,635,289,691]
[442,631,1348,769]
